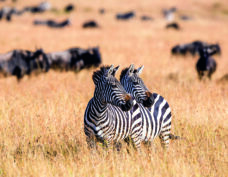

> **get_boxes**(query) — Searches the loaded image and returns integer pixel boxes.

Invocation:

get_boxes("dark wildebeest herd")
[0,1,102,81]
[0,1,226,82]
[0,2,51,21]
[0,47,102,81]
[0,1,73,28]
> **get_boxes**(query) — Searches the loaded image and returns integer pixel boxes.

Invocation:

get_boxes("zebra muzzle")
[121,95,133,111]
[143,91,154,108]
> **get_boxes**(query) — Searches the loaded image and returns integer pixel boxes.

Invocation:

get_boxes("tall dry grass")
[0,0,228,176]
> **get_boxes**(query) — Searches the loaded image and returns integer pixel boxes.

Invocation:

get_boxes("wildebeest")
[64,4,74,13]
[0,7,13,21]
[47,47,102,71]
[196,47,217,80]
[166,22,180,30]
[179,15,192,21]
[34,19,71,28]
[0,7,25,21]
[171,41,221,57]
[116,11,135,20]
[171,41,205,56]
[82,20,99,28]
[0,50,26,79]
[99,8,105,14]
[171,44,188,56]
[0,49,49,80]
[0,2,51,21]
[26,49,50,75]
[140,15,153,21]
[162,7,177,22]
[24,2,51,13]
[68,47,101,69]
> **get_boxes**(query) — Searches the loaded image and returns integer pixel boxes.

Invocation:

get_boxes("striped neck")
[91,96,108,119]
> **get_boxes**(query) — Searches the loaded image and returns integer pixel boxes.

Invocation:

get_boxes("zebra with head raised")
[120,64,178,149]
[84,65,143,150]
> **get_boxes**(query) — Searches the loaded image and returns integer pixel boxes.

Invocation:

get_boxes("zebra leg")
[159,124,171,149]
[84,127,97,149]
[98,134,114,150]
[86,136,97,149]
[113,141,122,151]
[130,132,142,151]
[143,141,152,147]
[102,139,111,149]
[159,134,170,149]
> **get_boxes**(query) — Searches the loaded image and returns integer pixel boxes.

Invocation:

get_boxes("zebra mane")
[120,68,137,81]
[92,65,112,83]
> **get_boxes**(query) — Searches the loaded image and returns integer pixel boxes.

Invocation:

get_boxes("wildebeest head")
[116,11,135,20]
[80,47,102,68]
[20,48,49,74]
[207,44,221,56]
[91,47,102,67]
[31,48,50,72]
[198,47,208,58]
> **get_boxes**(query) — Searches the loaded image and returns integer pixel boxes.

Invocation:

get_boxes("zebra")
[84,65,143,150]
[120,64,179,149]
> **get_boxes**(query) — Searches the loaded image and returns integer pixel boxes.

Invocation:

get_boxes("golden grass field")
[0,0,228,176]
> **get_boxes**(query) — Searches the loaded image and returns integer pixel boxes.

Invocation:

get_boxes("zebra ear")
[137,65,144,75]
[127,64,134,75]
[107,65,114,77]
[112,65,120,76]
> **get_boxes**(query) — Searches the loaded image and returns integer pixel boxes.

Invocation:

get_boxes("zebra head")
[92,65,133,111]
[120,64,154,108]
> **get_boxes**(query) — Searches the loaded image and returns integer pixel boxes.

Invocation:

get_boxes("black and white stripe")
[84,65,143,149]
[120,65,173,148]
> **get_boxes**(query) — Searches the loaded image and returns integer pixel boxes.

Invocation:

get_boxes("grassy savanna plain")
[0,0,228,176]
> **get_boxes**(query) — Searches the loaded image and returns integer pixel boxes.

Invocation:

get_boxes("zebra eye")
[133,81,138,85]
